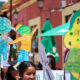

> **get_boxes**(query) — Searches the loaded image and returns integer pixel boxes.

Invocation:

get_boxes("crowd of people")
[0,55,57,80]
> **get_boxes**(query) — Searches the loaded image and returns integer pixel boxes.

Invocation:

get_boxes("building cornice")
[7,0,37,16]
[3,0,21,8]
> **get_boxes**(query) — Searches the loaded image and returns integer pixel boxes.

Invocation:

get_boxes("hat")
[16,24,22,31]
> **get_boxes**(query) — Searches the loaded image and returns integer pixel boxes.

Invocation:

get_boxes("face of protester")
[2,67,8,74]
[11,70,20,80]
[22,66,36,80]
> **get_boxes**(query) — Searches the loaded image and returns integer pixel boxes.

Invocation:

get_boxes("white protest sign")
[36,70,64,80]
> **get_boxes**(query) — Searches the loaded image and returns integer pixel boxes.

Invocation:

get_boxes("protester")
[47,55,56,70]
[1,65,20,80]
[35,55,42,70]
[6,65,20,80]
[18,61,36,80]
[36,62,42,70]
[36,55,56,70]
[0,72,1,80]
[1,66,9,80]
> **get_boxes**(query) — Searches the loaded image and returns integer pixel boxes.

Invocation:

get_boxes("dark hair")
[36,62,42,70]
[47,55,56,70]
[18,61,36,77]
[6,66,16,80]
[1,66,17,80]
[1,68,4,80]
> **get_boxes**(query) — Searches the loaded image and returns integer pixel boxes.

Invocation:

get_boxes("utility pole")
[10,0,12,61]
[10,0,12,22]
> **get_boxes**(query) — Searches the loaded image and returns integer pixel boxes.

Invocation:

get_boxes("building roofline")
[7,0,37,16]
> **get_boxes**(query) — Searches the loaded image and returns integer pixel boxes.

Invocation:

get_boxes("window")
[65,14,71,22]
[31,25,38,53]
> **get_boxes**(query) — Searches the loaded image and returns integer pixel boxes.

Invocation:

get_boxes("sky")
[0,0,8,2]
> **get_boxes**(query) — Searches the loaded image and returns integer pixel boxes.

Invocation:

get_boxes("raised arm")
[8,34,29,44]
[7,37,16,48]
[8,36,23,44]
[31,26,38,38]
